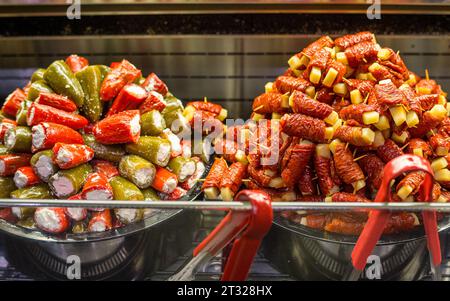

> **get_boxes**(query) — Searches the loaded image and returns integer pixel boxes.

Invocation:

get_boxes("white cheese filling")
[4,129,16,149]
[153,111,162,126]
[13,171,28,189]
[51,175,74,198]
[134,168,155,188]
[35,155,55,180]
[130,114,141,136]
[11,207,23,219]
[35,208,61,232]
[157,142,171,164]
[85,189,112,200]
[162,178,177,194]
[179,161,196,181]
[66,208,86,221]
[90,221,106,232]
[116,208,138,224]
[56,148,73,164]
[32,124,45,149]
[186,161,206,189]
[162,129,181,155]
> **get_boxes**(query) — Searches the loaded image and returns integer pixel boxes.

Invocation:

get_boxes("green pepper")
[31,150,58,182]
[16,216,36,229]
[110,176,144,201]
[162,97,184,128]
[110,176,144,224]
[27,80,53,101]
[92,65,110,81]
[136,77,146,85]
[119,155,156,189]
[31,68,46,83]
[83,134,126,163]
[140,110,166,136]
[76,66,104,123]
[4,126,32,153]
[125,136,171,167]
[0,177,16,198]
[44,60,85,107]
[15,100,32,125]
[49,163,92,198]
[192,139,212,163]
[11,207,35,220]
[11,183,52,199]
[0,145,10,155]
[168,157,196,182]
[141,187,160,201]
[72,221,87,234]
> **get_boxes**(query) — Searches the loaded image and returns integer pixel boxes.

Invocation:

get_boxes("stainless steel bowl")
[261,214,450,281]
[0,161,212,279]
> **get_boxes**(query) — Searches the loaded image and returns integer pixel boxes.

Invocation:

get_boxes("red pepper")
[2,88,26,117]
[334,31,375,49]
[88,209,112,232]
[106,83,148,117]
[14,166,40,188]
[91,160,119,180]
[27,103,89,130]
[81,172,113,200]
[0,119,17,142]
[65,193,88,221]
[65,54,89,73]
[281,142,315,188]
[202,157,228,191]
[0,208,17,223]
[214,139,241,163]
[141,72,168,96]
[110,62,121,69]
[220,162,247,194]
[35,92,77,112]
[161,186,187,200]
[31,122,83,151]
[190,110,224,135]
[0,154,32,176]
[100,59,142,101]
[93,110,140,144]
[186,101,222,116]
[152,167,178,194]
[139,91,166,113]
[52,143,94,169]
[34,207,69,234]
[298,164,317,196]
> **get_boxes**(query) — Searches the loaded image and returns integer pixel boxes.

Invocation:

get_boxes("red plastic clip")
[351,154,441,271]
[193,190,273,281]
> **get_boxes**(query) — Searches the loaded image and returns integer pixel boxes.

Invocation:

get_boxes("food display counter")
[0,0,449,282]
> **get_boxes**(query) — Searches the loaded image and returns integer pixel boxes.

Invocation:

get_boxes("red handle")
[193,190,273,281]
[221,190,273,281]
[352,154,440,270]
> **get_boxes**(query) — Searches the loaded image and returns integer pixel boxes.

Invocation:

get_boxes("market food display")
[0,55,227,234]
[202,31,449,235]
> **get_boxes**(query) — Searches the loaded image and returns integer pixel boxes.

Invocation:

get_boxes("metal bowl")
[261,214,450,281]
[0,161,211,276]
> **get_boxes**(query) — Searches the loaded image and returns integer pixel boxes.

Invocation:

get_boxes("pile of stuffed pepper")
[0,55,226,234]
[201,31,450,235]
